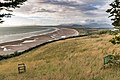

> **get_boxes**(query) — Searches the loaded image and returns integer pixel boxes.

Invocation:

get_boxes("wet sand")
[0,28,79,55]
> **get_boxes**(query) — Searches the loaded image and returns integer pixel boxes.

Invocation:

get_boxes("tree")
[0,0,27,23]
[106,0,120,28]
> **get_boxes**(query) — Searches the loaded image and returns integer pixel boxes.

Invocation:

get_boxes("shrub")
[109,36,120,44]
[98,30,108,35]
[98,30,120,35]
[109,30,120,35]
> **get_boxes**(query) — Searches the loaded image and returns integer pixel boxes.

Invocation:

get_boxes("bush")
[109,30,120,35]
[109,36,120,44]
[98,30,120,35]
[98,30,108,35]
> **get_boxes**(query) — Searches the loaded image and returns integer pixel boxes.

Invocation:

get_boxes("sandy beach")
[0,27,79,55]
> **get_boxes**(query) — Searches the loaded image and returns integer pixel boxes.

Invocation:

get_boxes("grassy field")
[1,33,120,80]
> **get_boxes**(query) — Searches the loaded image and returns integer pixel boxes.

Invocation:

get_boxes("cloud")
[14,0,99,15]
[38,0,98,11]
[1,0,113,26]
[15,0,113,16]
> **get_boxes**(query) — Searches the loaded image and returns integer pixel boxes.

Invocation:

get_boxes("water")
[0,26,57,43]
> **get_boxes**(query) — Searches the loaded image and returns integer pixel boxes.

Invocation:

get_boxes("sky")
[0,0,113,27]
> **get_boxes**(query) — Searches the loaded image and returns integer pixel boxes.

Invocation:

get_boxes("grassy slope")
[0,34,120,80]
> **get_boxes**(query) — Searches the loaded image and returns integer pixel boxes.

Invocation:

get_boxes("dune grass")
[0,34,120,80]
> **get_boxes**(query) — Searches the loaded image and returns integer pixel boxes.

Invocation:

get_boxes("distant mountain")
[83,23,113,29]
[58,24,83,28]
[58,23,113,29]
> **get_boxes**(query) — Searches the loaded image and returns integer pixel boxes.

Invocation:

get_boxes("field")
[0,33,120,80]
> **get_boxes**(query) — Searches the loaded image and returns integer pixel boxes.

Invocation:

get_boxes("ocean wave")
[0,27,58,44]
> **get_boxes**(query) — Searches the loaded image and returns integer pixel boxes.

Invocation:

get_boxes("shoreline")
[0,27,79,55]
[0,27,58,44]
[0,27,59,46]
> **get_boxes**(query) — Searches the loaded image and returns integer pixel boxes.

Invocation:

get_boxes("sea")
[0,26,57,44]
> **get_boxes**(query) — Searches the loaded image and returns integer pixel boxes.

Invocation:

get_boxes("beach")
[0,27,79,55]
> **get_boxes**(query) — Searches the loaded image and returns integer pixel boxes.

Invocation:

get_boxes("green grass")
[1,34,120,80]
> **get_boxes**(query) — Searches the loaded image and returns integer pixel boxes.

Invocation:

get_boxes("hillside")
[0,33,120,80]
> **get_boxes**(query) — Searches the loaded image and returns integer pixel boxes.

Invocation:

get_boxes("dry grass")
[0,34,120,80]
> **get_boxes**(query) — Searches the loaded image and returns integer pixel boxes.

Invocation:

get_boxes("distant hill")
[58,23,113,29]
[58,24,83,28]
[83,23,113,29]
